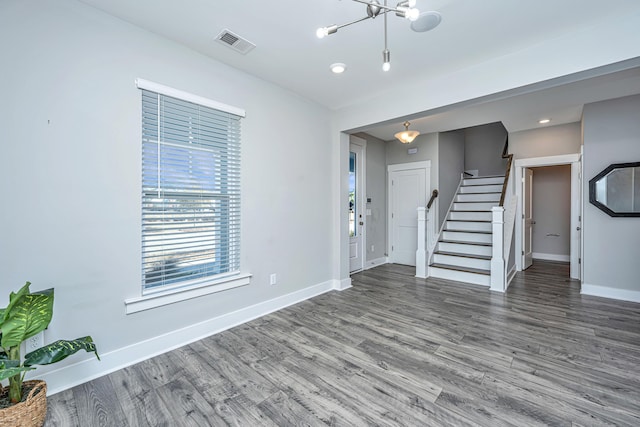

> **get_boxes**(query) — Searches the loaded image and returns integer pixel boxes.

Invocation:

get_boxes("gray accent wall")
[509,123,582,159]
[438,130,465,227]
[464,122,508,176]
[386,133,440,208]
[355,133,387,262]
[583,94,640,292]
[532,165,572,259]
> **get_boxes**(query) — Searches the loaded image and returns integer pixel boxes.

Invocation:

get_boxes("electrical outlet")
[26,331,45,353]
[270,273,277,285]
[371,245,375,252]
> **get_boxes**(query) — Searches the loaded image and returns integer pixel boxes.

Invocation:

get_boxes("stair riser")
[453,202,498,211]
[446,221,492,232]
[463,177,504,186]
[456,193,501,203]
[459,184,503,194]
[442,231,492,244]
[449,211,493,221]
[433,254,491,270]
[437,242,492,257]
[429,267,491,286]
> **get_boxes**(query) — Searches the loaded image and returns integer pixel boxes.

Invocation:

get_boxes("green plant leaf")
[24,336,100,366]
[0,360,34,382]
[0,286,54,348]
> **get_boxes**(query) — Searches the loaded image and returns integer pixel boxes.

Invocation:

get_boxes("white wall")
[531,165,572,260]
[582,94,640,298]
[0,0,333,392]
[510,123,582,159]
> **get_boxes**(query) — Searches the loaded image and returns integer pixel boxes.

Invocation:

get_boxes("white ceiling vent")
[215,29,256,55]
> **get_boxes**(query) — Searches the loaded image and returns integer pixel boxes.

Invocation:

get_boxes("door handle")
[359,222,364,226]
[576,226,581,231]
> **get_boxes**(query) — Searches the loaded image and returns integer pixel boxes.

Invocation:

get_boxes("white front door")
[523,168,534,269]
[389,165,428,266]
[349,140,365,273]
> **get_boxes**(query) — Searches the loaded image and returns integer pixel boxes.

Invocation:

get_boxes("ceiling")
[79,0,640,139]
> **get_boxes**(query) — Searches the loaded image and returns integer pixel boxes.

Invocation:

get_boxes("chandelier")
[316,0,421,72]
[395,121,420,143]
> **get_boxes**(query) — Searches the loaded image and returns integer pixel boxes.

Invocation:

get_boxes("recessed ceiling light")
[330,63,347,74]
[539,118,551,124]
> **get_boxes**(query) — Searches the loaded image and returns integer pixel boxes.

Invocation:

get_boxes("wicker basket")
[0,380,47,427]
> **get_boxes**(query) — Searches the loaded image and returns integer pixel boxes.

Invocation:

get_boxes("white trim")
[532,253,570,262]
[514,153,581,277]
[135,78,246,117]
[513,154,580,168]
[387,160,432,173]
[333,278,353,291]
[350,136,367,273]
[125,273,252,314]
[581,284,640,303]
[365,257,388,270]
[40,279,337,396]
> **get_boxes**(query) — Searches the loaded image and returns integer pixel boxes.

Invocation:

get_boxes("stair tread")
[444,229,492,234]
[447,219,491,223]
[430,263,490,275]
[440,239,492,246]
[434,251,491,260]
[464,175,505,179]
[450,210,493,213]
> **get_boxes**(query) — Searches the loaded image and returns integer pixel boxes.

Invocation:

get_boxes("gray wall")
[509,123,582,159]
[438,130,465,227]
[532,165,572,259]
[464,122,508,176]
[583,94,640,292]
[0,0,333,389]
[354,133,387,262]
[386,133,440,215]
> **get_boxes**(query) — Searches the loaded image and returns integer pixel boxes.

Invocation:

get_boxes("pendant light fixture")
[317,0,420,72]
[395,121,420,143]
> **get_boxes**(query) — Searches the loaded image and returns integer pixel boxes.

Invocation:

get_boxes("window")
[138,80,244,294]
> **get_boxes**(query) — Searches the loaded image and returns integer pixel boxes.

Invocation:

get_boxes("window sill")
[124,272,252,314]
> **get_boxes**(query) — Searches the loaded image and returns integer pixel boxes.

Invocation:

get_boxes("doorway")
[387,161,431,266]
[515,154,582,280]
[349,137,366,273]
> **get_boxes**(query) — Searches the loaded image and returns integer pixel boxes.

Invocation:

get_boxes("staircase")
[429,175,504,286]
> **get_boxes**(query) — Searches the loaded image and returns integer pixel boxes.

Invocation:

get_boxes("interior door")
[523,168,534,269]
[390,168,426,266]
[349,141,365,273]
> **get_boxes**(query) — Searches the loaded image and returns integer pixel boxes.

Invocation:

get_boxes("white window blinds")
[140,88,242,293]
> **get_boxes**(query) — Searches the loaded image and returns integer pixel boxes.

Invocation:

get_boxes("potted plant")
[0,282,100,426]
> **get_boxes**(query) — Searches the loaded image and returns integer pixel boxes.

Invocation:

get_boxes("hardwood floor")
[46,261,640,426]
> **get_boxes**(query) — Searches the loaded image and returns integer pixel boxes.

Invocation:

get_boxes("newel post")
[416,207,428,278]
[490,206,506,292]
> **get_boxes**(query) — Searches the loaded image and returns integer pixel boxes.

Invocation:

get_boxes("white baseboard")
[532,252,570,262]
[581,283,640,303]
[365,257,388,270]
[38,279,337,396]
[333,278,352,291]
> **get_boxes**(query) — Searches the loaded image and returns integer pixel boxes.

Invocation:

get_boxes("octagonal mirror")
[589,162,640,217]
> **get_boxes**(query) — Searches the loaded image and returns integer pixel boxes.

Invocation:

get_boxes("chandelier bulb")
[382,49,391,72]
[316,27,326,39]
[383,61,391,72]
[407,8,420,21]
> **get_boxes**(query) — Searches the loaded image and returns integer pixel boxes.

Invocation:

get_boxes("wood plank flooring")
[46,261,640,426]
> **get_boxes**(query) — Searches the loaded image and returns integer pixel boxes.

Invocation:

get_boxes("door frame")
[349,136,366,273]
[387,161,431,264]
[514,153,582,279]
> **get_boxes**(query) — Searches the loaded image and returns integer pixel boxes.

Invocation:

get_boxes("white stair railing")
[491,138,516,292]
